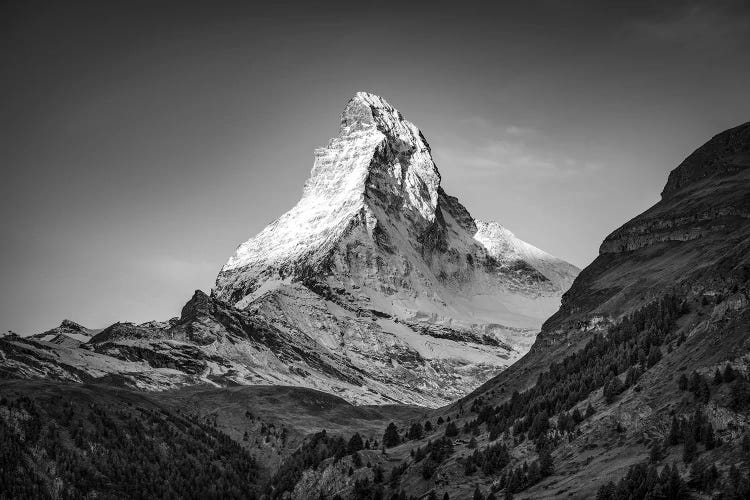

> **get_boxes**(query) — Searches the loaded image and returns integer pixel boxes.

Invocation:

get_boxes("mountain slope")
[285,121,750,499]
[0,378,422,493]
[453,120,750,497]
[1,291,432,402]
[0,379,262,499]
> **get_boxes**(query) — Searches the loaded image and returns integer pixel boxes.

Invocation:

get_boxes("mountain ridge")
[0,92,578,407]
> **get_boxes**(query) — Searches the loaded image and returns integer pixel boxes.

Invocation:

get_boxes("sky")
[2,0,750,334]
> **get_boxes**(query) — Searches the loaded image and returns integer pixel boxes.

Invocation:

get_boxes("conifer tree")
[407,422,424,440]
[742,433,750,455]
[571,407,582,424]
[668,415,681,445]
[539,447,554,477]
[649,440,663,463]
[373,465,384,483]
[677,373,688,391]
[504,486,514,500]
[723,363,736,383]
[382,423,400,448]
[585,403,595,419]
[444,421,459,437]
[348,433,364,453]
[713,368,723,385]
[683,432,696,463]
[646,345,661,368]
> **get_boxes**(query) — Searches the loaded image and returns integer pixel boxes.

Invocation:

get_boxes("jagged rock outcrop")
[662,121,750,199]
[27,319,95,347]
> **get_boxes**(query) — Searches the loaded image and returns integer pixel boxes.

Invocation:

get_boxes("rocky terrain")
[0,93,577,408]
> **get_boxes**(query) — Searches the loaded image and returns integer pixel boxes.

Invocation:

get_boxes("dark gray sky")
[2,1,750,334]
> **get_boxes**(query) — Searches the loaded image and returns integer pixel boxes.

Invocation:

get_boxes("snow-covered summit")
[474,220,579,290]
[340,92,431,154]
[215,92,442,305]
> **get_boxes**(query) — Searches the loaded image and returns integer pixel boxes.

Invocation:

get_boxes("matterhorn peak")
[208,92,579,405]
[339,92,430,156]
[215,92,444,305]
[340,92,400,130]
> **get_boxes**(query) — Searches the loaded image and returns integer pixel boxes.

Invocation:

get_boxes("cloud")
[433,117,600,181]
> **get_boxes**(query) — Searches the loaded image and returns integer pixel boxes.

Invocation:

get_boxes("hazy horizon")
[2,0,750,334]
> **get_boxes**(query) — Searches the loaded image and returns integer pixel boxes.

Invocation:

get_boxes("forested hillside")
[0,380,260,500]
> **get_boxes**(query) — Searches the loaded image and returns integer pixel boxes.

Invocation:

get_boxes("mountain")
[213,91,578,405]
[2,104,749,499]
[28,319,96,347]
[0,92,577,408]
[279,121,750,499]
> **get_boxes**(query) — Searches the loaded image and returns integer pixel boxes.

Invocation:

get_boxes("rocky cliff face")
[599,122,750,255]
[0,92,578,408]
[27,319,96,347]
[661,121,750,199]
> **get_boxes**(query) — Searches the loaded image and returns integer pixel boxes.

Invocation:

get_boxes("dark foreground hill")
[0,379,261,499]
[0,379,422,499]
